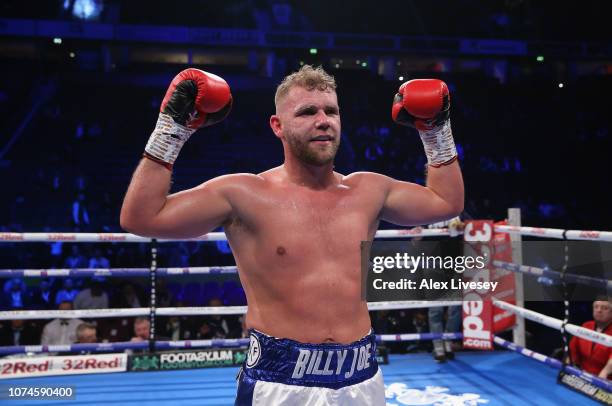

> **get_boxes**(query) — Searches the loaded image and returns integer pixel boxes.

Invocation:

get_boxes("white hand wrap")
[144,112,195,166]
[418,119,457,167]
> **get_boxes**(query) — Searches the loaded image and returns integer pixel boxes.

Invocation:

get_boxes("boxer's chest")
[233,183,380,249]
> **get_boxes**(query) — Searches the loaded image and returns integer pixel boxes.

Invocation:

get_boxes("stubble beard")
[285,132,340,166]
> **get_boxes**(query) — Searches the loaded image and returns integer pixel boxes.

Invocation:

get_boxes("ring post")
[508,208,526,347]
[149,239,158,353]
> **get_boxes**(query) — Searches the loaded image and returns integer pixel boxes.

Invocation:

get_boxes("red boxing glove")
[145,69,233,169]
[392,79,456,167]
[160,68,232,129]
[392,79,449,130]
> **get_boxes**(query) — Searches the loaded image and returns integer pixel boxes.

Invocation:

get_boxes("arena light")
[558,83,564,88]
[53,37,62,45]
[536,55,544,62]
[72,0,104,21]
[309,48,318,55]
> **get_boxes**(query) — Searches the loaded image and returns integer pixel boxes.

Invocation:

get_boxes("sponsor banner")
[0,353,127,379]
[462,221,494,350]
[130,348,247,372]
[492,221,516,332]
[559,370,612,405]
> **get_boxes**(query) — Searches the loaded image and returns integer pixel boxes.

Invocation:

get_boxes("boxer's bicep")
[150,177,233,239]
[381,179,458,226]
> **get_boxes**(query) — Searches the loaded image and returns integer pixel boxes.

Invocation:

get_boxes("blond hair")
[76,322,96,338]
[274,65,337,108]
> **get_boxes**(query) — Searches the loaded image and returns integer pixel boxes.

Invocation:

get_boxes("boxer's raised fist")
[144,69,232,169]
[391,79,457,167]
[161,68,232,129]
[392,79,449,131]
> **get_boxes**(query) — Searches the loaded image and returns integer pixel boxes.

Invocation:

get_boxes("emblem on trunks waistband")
[246,333,261,368]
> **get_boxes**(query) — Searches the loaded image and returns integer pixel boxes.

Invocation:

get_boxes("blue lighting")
[72,0,104,20]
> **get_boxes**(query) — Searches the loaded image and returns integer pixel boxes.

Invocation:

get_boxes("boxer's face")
[593,300,612,324]
[271,86,341,166]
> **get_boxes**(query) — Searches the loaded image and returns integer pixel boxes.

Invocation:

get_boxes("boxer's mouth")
[310,135,334,142]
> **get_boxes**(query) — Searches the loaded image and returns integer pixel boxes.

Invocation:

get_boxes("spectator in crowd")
[429,306,462,362]
[71,192,90,229]
[427,216,464,362]
[130,317,150,342]
[156,279,174,308]
[105,283,145,342]
[114,283,142,308]
[62,321,99,356]
[0,319,39,346]
[194,298,240,339]
[40,301,83,345]
[97,317,132,343]
[162,315,192,341]
[364,138,385,171]
[31,278,55,310]
[1,278,30,309]
[195,320,217,340]
[411,310,431,353]
[75,322,98,344]
[48,240,64,268]
[371,309,415,354]
[74,277,109,309]
[129,316,169,343]
[88,248,110,268]
[569,297,612,379]
[239,315,248,338]
[54,278,79,305]
[64,245,88,268]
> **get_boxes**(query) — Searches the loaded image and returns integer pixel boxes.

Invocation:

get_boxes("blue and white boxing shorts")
[235,329,385,405]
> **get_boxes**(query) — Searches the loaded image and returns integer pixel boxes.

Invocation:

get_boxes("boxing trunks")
[235,329,385,405]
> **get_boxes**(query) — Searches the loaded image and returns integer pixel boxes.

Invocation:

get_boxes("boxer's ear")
[270,115,283,139]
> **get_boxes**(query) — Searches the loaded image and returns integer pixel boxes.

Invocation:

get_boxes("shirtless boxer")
[120,65,463,405]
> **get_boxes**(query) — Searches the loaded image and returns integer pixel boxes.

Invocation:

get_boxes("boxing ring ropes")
[1,208,611,398]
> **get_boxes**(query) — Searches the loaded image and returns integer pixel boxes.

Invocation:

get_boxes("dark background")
[0,0,610,356]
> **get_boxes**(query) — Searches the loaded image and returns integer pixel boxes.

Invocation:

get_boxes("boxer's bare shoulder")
[342,171,393,189]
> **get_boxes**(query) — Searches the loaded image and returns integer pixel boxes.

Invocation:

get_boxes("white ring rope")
[0,228,450,243]
[0,300,461,321]
[492,299,612,347]
[2,223,610,355]
[493,225,566,239]
[1,226,611,243]
[495,225,612,241]
[493,260,611,289]
[0,266,239,278]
